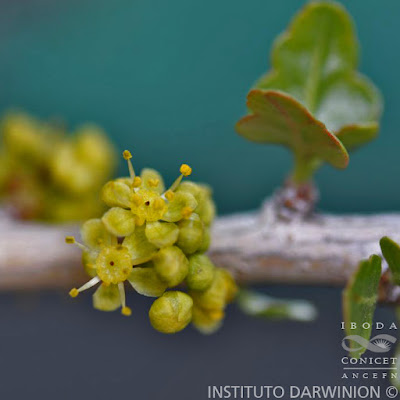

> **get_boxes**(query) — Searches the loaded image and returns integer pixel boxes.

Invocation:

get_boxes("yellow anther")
[180,164,192,177]
[65,236,76,244]
[131,193,143,207]
[121,306,132,316]
[69,288,79,298]
[135,216,145,226]
[165,190,175,201]
[181,206,193,219]
[153,197,165,210]
[148,178,160,187]
[123,150,132,160]
[133,176,142,188]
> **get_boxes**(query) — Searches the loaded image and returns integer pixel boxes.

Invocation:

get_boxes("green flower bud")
[197,228,211,253]
[140,168,165,194]
[145,221,179,248]
[128,265,167,297]
[2,112,50,165]
[176,213,204,254]
[101,180,131,209]
[102,207,136,237]
[192,304,224,334]
[177,182,216,225]
[162,192,198,222]
[122,226,158,265]
[149,291,193,333]
[74,124,115,173]
[81,218,113,249]
[153,246,189,287]
[190,268,238,311]
[93,283,121,311]
[186,254,215,291]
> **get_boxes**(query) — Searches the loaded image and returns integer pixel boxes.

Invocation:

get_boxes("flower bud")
[145,221,179,248]
[186,254,215,291]
[102,207,136,236]
[192,304,224,334]
[190,268,238,311]
[176,213,204,254]
[197,228,211,253]
[149,291,193,333]
[153,246,189,287]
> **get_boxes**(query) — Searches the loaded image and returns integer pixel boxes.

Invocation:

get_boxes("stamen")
[153,197,165,210]
[131,193,143,207]
[180,164,192,176]
[168,164,192,192]
[69,276,101,297]
[164,190,175,201]
[118,282,132,316]
[132,176,142,188]
[181,206,193,219]
[123,150,136,181]
[148,178,159,187]
[65,236,89,252]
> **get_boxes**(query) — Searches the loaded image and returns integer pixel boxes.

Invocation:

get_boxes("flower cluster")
[67,150,237,334]
[0,111,116,221]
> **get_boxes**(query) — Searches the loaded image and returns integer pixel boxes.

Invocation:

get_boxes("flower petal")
[122,226,158,265]
[128,265,167,297]
[93,283,121,311]
[102,207,136,237]
[162,192,197,223]
[101,180,132,209]
[80,218,113,249]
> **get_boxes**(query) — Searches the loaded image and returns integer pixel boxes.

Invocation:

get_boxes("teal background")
[0,0,397,214]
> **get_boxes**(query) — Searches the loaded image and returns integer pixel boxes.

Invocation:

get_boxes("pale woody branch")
[1,204,400,301]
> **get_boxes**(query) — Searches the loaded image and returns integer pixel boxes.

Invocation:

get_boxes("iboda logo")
[342,334,397,353]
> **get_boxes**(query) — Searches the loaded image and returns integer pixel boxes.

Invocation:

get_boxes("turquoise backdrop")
[0,0,397,214]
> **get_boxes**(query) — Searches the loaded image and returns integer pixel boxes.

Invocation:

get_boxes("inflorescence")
[66,151,237,334]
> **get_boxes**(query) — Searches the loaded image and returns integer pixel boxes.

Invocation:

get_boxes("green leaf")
[380,236,400,285]
[236,90,349,182]
[236,1,382,182]
[237,289,317,322]
[342,255,381,358]
[335,123,378,151]
[255,1,381,134]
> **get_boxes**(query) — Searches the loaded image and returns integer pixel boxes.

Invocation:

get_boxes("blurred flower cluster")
[0,111,116,221]
[67,151,237,334]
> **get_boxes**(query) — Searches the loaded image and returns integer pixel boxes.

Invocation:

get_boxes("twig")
[1,204,400,301]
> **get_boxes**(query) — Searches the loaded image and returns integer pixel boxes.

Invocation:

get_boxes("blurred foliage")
[236,1,382,183]
[237,289,317,322]
[380,237,400,285]
[67,151,237,334]
[342,255,381,358]
[0,111,116,222]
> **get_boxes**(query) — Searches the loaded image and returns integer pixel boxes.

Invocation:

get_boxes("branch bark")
[1,203,400,300]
